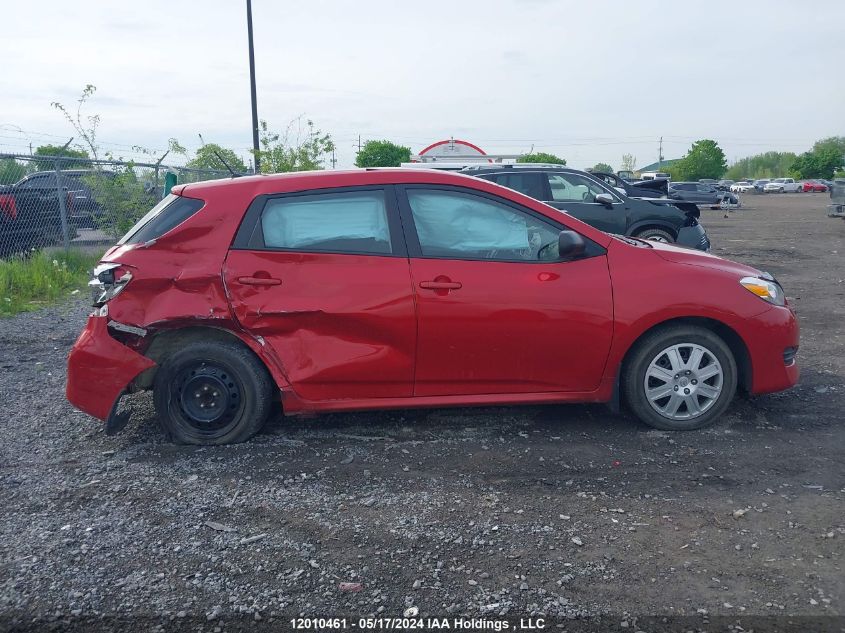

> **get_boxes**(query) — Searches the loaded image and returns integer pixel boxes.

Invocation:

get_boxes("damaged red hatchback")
[67,170,799,444]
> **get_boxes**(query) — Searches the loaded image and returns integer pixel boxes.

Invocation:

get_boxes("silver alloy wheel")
[643,343,724,420]
[647,235,670,243]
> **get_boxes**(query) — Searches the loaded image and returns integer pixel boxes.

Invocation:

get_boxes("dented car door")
[223,187,415,402]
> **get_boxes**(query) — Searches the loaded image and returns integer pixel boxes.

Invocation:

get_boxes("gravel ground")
[1,192,843,632]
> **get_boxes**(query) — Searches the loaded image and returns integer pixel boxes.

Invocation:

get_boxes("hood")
[645,239,763,278]
[645,198,700,218]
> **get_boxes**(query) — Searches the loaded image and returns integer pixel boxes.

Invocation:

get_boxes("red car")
[801,180,828,192]
[66,170,799,444]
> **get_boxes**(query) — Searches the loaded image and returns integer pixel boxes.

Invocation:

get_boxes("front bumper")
[744,306,800,395]
[676,223,711,252]
[66,315,156,421]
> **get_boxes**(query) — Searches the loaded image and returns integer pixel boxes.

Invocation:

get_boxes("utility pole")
[246,0,260,173]
[330,148,337,169]
[355,134,362,153]
[658,136,664,170]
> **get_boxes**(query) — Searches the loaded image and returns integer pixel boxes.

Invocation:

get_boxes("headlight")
[740,276,785,306]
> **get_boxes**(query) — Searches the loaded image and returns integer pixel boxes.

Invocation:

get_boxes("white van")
[640,171,671,181]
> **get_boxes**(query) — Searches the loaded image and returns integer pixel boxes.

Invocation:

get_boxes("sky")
[1,0,843,172]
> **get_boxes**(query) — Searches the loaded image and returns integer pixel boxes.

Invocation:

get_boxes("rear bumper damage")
[66,315,156,426]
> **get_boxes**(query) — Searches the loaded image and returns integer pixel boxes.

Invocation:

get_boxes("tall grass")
[0,250,101,317]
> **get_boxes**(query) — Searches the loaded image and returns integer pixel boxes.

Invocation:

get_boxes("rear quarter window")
[119,195,205,245]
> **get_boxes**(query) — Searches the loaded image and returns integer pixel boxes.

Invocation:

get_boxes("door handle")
[237,276,282,286]
[419,280,462,290]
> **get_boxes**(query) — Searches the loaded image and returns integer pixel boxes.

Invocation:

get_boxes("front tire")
[622,326,737,430]
[634,227,674,243]
[153,340,273,445]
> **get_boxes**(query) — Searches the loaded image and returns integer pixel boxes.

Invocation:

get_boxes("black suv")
[462,165,710,251]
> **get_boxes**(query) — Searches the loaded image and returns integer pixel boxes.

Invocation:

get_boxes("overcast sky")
[2,0,842,171]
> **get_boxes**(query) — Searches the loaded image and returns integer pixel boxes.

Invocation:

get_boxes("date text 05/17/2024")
[289,617,547,630]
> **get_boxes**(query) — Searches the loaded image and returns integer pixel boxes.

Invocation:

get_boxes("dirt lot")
[1,192,843,632]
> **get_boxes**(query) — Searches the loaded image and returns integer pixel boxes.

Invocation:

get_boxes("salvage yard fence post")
[53,159,71,251]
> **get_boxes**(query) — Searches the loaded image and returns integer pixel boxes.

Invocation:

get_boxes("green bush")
[1,250,100,316]
[0,158,28,185]
[83,166,157,239]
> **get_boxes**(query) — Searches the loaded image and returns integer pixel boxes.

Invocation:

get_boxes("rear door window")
[260,190,392,255]
[20,174,55,189]
[547,173,613,203]
[487,173,547,200]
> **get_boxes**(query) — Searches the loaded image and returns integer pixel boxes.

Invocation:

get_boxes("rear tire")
[153,340,273,445]
[634,227,674,243]
[622,325,737,431]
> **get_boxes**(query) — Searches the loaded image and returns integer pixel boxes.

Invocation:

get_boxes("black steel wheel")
[153,339,273,445]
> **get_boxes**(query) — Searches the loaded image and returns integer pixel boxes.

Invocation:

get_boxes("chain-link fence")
[0,154,229,258]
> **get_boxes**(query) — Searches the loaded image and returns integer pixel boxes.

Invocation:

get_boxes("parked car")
[753,179,771,192]
[461,165,709,250]
[668,182,741,208]
[764,178,801,193]
[730,181,755,193]
[640,171,672,180]
[587,171,669,199]
[0,172,79,255]
[828,178,845,221]
[66,169,799,444]
[640,171,672,181]
[717,180,735,191]
[801,179,828,193]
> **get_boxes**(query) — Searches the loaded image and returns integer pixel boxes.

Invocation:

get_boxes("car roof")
[176,168,491,198]
[27,169,101,176]
[172,168,615,250]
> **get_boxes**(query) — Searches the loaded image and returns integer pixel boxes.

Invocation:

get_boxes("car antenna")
[197,132,242,178]
[213,149,242,178]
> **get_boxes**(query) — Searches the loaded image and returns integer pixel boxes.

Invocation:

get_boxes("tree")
[0,158,28,184]
[355,140,411,168]
[620,154,637,173]
[32,144,91,171]
[187,144,248,173]
[668,139,727,181]
[724,151,797,180]
[255,117,334,173]
[589,162,613,173]
[812,136,845,157]
[790,147,843,179]
[517,152,566,165]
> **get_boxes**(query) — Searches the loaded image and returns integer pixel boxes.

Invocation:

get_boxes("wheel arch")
[627,221,679,240]
[616,316,752,400]
[132,324,290,393]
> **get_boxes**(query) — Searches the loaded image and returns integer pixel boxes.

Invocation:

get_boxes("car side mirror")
[558,230,586,260]
[595,193,615,208]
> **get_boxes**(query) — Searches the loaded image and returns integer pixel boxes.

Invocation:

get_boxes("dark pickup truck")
[461,165,710,251]
[0,171,80,255]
